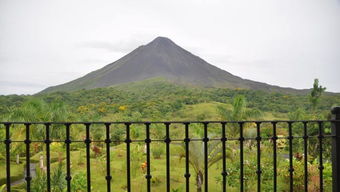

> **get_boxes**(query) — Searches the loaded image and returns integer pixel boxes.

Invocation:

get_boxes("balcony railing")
[1,107,340,192]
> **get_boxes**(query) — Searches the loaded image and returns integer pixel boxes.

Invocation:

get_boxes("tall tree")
[309,78,326,111]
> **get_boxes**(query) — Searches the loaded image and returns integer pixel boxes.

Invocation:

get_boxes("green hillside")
[1,79,339,121]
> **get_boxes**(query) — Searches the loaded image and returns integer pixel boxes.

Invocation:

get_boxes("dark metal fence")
[1,107,340,192]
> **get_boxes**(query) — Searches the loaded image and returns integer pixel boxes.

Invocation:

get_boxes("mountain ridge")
[40,36,310,94]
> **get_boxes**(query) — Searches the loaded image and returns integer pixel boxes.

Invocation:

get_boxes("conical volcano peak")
[147,36,176,48]
[152,36,173,43]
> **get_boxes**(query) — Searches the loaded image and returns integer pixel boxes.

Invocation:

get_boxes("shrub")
[151,176,161,186]
[278,158,332,191]
[152,146,164,159]
[71,172,87,192]
[31,171,46,192]
[31,164,66,192]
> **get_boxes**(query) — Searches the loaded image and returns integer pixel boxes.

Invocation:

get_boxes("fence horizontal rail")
[3,135,336,143]
[1,112,340,192]
[1,120,340,124]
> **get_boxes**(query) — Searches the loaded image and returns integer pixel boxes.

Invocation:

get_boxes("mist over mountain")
[41,37,308,94]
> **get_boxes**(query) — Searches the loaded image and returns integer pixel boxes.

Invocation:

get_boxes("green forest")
[0,79,339,191]
[1,78,339,122]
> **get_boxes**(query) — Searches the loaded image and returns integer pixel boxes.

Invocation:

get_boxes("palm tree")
[179,134,232,192]
[8,99,71,163]
[217,95,262,136]
[9,98,71,139]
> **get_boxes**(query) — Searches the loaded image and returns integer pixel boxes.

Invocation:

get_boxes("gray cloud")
[0,81,45,87]
[0,0,339,94]
[76,39,143,53]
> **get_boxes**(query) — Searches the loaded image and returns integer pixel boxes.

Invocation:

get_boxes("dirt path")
[10,163,37,186]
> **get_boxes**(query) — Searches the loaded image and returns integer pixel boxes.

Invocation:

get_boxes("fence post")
[331,106,340,192]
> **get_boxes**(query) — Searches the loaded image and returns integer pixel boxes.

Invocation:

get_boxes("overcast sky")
[1,0,339,95]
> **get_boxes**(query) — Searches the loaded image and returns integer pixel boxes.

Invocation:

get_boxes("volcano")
[41,37,305,94]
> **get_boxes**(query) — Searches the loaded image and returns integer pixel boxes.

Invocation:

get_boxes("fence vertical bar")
[221,122,227,192]
[256,122,262,192]
[239,122,244,192]
[318,121,324,192]
[105,123,112,192]
[203,122,209,192]
[85,123,92,192]
[45,123,51,192]
[65,123,72,192]
[25,123,32,192]
[331,107,340,192]
[303,122,308,192]
[288,122,294,191]
[272,122,277,192]
[164,123,171,192]
[145,123,152,192]
[184,123,191,192]
[5,123,11,192]
[125,123,131,192]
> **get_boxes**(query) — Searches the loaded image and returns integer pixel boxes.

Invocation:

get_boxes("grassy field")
[0,160,24,186]
[171,102,288,121]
